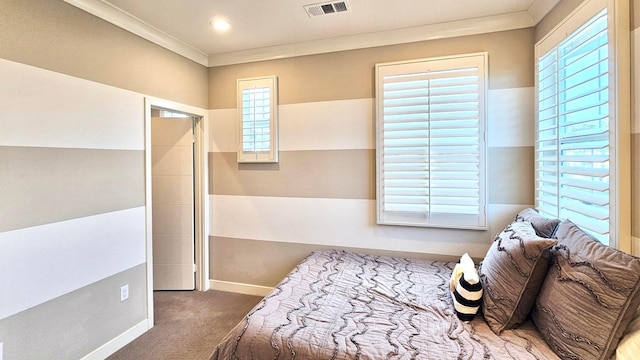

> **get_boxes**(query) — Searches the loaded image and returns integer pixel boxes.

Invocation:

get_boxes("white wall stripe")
[0,207,146,320]
[0,58,144,150]
[210,98,374,153]
[279,99,374,151]
[210,89,533,154]
[488,87,535,147]
[210,195,530,259]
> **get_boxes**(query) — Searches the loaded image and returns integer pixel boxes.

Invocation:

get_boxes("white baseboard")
[81,319,150,360]
[209,280,273,297]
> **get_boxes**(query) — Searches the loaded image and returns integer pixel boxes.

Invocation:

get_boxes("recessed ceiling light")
[210,18,231,31]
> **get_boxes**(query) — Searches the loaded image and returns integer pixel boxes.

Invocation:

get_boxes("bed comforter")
[210,250,559,359]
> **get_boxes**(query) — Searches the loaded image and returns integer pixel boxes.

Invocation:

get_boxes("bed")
[210,209,640,360]
[211,249,557,359]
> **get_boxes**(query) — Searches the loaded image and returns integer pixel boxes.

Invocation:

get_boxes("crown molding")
[64,0,557,68]
[207,11,536,66]
[527,0,562,24]
[63,0,209,66]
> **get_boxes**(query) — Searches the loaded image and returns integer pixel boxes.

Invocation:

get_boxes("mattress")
[210,250,559,359]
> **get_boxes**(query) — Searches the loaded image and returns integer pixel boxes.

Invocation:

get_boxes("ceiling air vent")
[304,1,350,17]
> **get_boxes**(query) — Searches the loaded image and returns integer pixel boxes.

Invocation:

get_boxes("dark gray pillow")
[479,221,556,334]
[514,208,560,238]
[532,220,640,360]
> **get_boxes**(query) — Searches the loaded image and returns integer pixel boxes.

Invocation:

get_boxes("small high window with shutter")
[237,76,278,163]
[375,53,488,229]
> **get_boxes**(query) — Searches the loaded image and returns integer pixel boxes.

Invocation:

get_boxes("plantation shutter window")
[535,0,631,248]
[376,53,487,229]
[237,76,279,163]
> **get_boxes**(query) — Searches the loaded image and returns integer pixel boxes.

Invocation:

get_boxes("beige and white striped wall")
[2,0,639,358]
[208,28,537,292]
[0,57,149,360]
[0,0,207,359]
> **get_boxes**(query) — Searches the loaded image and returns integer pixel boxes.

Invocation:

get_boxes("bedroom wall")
[0,0,208,359]
[534,0,586,42]
[0,0,208,109]
[208,28,536,291]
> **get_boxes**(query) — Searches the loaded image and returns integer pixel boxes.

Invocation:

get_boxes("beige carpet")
[108,290,263,360]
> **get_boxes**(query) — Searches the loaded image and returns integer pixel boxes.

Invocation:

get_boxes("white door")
[151,116,195,290]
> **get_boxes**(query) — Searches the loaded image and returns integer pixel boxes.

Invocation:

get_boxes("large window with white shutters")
[535,0,630,247]
[375,53,488,229]
[237,76,278,163]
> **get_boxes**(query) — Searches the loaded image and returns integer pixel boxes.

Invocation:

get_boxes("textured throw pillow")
[479,221,556,334]
[532,220,640,360]
[450,253,483,322]
[514,208,561,238]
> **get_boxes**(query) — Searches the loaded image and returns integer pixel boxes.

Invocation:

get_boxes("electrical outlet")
[120,284,129,302]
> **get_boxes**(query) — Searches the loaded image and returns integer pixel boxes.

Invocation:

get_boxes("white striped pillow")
[450,253,483,322]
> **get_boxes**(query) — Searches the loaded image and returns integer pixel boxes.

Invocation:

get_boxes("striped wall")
[1,0,636,357]
[0,58,147,359]
[208,28,537,290]
[0,0,208,109]
[0,0,208,358]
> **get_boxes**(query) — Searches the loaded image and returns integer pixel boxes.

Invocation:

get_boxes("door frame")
[144,97,209,325]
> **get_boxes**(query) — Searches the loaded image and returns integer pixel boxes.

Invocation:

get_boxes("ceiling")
[64,0,560,66]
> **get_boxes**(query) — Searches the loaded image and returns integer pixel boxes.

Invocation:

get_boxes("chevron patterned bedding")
[210,250,559,360]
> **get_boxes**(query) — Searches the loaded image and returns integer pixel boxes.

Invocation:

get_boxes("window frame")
[375,52,488,230]
[534,0,630,249]
[237,75,279,163]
